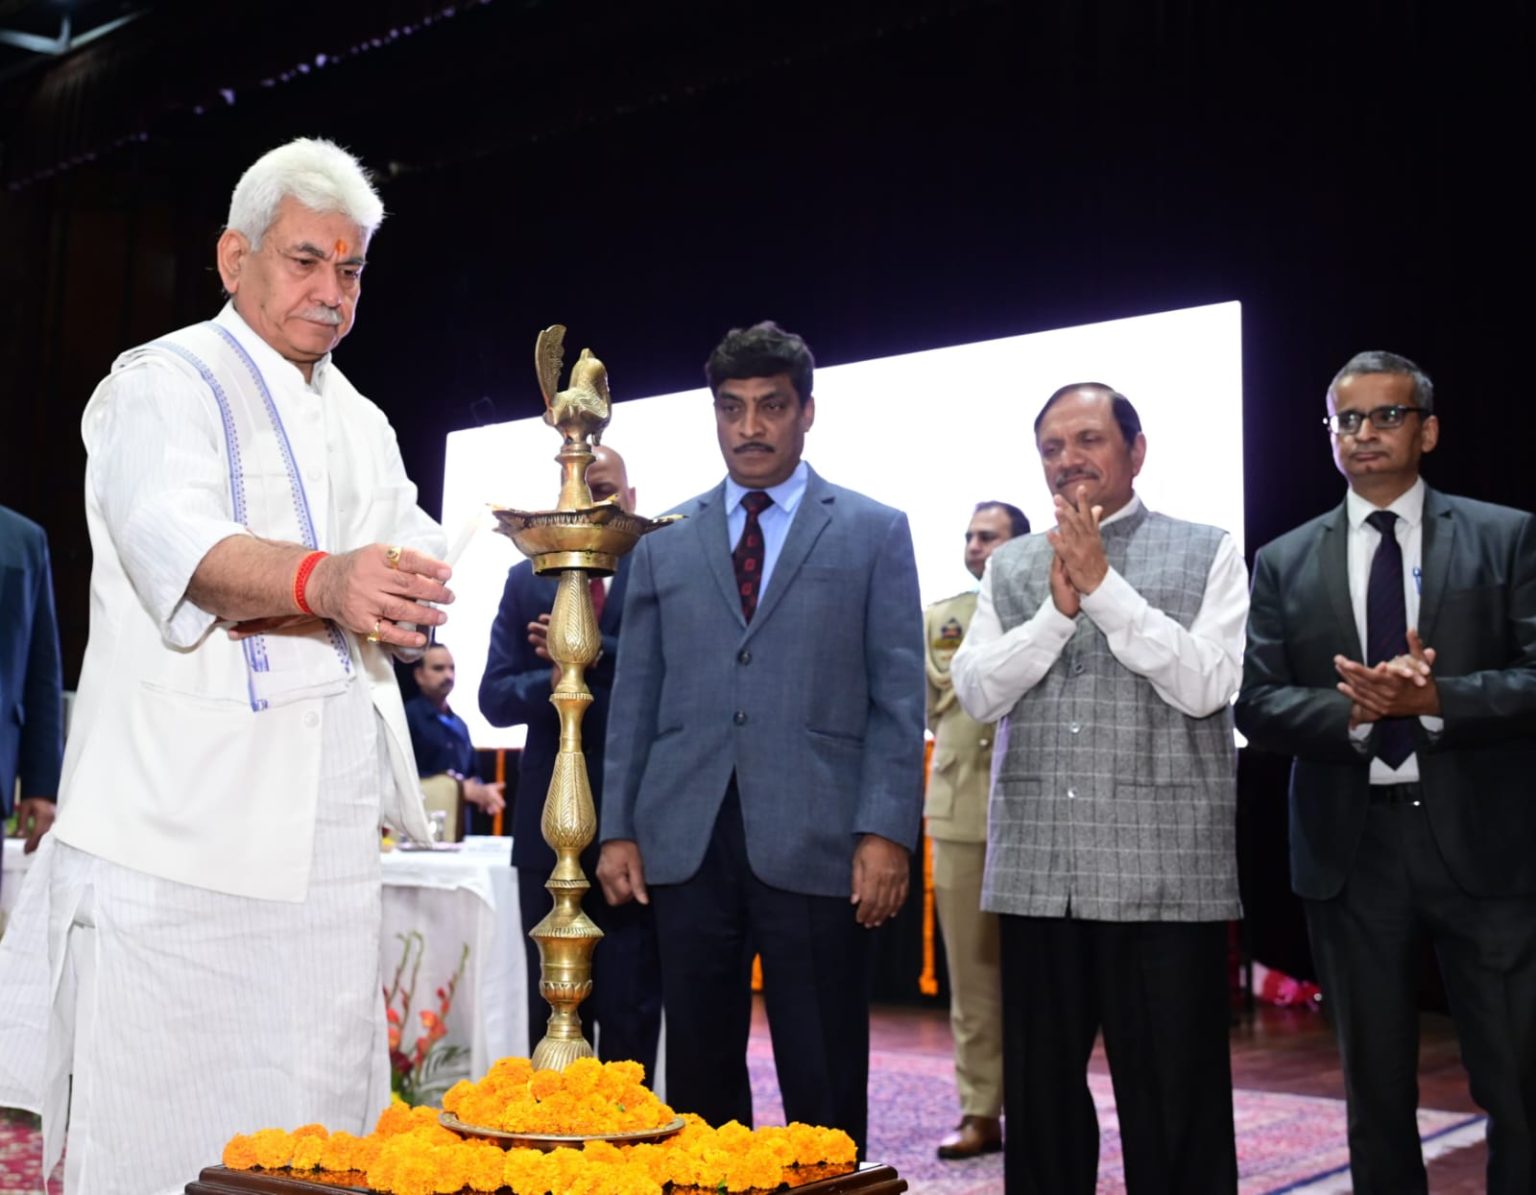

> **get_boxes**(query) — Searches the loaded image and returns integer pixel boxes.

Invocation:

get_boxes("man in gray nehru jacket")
[952,383,1248,1195]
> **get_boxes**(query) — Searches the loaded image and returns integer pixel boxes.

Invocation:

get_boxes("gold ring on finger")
[385,545,403,570]
[366,619,383,643]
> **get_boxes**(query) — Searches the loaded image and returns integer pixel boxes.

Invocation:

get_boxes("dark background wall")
[2,0,1530,978]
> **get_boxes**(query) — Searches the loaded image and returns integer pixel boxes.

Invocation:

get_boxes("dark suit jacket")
[1236,486,1536,900]
[479,557,628,872]
[0,506,64,816]
[601,466,926,898]
[403,694,477,778]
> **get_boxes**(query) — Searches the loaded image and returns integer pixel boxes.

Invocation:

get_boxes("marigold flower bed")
[222,1059,858,1195]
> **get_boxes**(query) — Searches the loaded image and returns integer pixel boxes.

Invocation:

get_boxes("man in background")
[926,499,1028,1160]
[481,444,661,1075]
[0,504,63,878]
[597,322,925,1155]
[405,643,505,829]
[1237,351,1536,1194]
[953,383,1246,1193]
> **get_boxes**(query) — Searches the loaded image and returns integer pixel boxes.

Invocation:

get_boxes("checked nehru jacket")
[983,507,1241,922]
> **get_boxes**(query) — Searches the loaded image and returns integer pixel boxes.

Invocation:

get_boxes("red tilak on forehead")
[335,239,349,257]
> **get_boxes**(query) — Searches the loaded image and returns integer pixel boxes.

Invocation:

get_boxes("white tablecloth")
[380,836,525,1097]
[1,836,528,1109]
[0,837,33,937]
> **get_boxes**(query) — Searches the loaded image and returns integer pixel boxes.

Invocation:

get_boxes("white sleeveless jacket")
[52,305,442,901]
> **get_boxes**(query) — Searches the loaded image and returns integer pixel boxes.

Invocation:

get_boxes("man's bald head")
[589,445,636,513]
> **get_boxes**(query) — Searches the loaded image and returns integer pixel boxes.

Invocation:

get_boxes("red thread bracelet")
[293,550,328,615]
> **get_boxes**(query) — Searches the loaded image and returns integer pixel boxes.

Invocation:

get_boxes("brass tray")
[438,1112,687,1151]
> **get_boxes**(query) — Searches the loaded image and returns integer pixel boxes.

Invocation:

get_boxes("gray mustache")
[298,307,343,326]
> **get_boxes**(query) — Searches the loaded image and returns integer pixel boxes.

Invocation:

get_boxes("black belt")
[1368,782,1423,805]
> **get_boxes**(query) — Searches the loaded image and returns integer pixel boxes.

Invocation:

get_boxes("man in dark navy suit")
[480,445,661,1076]
[0,504,63,882]
[403,643,506,827]
[1238,351,1536,1194]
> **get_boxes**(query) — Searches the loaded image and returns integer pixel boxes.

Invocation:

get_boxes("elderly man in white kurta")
[0,138,452,1195]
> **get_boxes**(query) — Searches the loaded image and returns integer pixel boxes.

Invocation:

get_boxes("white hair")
[226,137,385,249]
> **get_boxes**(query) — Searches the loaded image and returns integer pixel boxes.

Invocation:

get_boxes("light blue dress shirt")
[723,460,810,601]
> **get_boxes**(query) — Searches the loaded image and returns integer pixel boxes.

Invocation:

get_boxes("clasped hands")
[1335,628,1440,729]
[230,543,453,649]
[1047,486,1109,617]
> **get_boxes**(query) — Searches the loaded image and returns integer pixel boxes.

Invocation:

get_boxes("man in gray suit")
[598,321,924,1154]
[952,384,1247,1194]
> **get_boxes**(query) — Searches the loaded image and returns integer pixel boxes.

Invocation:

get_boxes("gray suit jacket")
[1237,486,1536,899]
[602,466,925,898]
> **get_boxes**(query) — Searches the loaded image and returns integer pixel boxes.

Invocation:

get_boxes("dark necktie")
[589,575,606,622]
[732,491,774,622]
[1365,510,1414,768]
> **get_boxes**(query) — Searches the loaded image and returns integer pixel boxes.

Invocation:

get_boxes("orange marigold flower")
[441,1078,473,1115]
[463,1142,506,1192]
[289,1135,326,1170]
[374,1099,420,1138]
[318,1129,360,1171]
[221,1134,259,1171]
[249,1127,294,1169]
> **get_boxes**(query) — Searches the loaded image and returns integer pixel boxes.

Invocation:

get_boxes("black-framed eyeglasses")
[1323,405,1426,436]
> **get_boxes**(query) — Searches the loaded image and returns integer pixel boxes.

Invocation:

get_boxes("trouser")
[999,914,1236,1194]
[1305,789,1536,1195]
[648,782,872,1155]
[932,836,1003,1119]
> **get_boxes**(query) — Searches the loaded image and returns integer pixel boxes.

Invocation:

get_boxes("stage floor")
[854,997,1486,1193]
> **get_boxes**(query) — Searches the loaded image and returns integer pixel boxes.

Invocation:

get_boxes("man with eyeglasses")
[1237,351,1536,1194]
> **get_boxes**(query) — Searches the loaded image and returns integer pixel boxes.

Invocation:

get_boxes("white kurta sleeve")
[84,360,252,648]
[1078,532,1249,718]
[368,416,447,559]
[951,562,1077,723]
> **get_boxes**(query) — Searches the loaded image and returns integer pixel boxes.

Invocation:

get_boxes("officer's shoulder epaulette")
[927,589,976,609]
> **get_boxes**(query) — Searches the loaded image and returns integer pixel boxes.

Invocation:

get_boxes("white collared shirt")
[723,459,810,599]
[1344,477,1441,782]
[952,495,1249,722]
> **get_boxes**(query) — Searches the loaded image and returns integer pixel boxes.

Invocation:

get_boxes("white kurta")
[0,304,446,1193]
[54,685,390,1195]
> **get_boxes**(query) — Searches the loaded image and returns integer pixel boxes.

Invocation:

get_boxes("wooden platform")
[187,1161,906,1194]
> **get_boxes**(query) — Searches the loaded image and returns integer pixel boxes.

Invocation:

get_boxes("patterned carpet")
[1,1054,1486,1194]
[744,1040,1485,1195]
[0,1110,48,1193]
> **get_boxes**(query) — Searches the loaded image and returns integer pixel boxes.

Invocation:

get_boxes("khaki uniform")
[925,590,1003,1120]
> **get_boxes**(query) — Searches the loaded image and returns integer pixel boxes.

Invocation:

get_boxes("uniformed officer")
[926,499,1029,1160]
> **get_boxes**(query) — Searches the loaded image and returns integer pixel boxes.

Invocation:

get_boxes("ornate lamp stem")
[492,326,678,1071]
[529,561,603,1071]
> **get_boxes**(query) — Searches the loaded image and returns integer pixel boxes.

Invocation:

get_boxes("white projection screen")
[439,301,1243,749]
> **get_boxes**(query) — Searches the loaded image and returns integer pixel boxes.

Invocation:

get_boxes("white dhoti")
[5,685,392,1195]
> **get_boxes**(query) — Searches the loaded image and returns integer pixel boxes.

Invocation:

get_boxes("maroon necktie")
[732,491,773,622]
[589,575,606,622]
